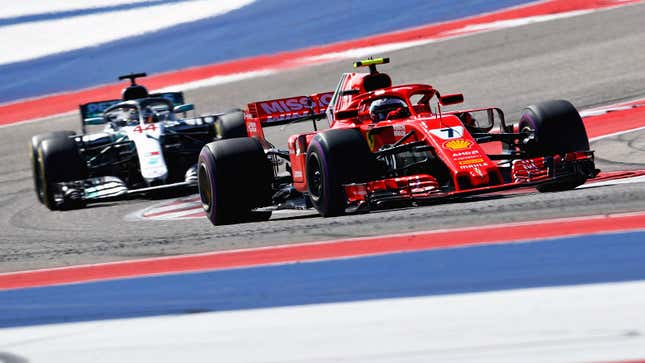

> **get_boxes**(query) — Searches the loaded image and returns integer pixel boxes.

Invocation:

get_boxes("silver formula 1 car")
[30,73,232,210]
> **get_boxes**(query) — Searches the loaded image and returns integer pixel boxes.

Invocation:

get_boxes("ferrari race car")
[31,73,232,210]
[197,58,598,225]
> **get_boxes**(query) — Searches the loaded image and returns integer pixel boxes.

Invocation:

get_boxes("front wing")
[343,151,598,212]
[51,175,197,208]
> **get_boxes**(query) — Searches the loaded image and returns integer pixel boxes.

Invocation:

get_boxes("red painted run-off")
[1,212,644,290]
[1,0,642,126]
[585,100,645,138]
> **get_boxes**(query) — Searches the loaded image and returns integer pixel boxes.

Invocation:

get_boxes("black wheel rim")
[307,154,323,200]
[198,163,212,212]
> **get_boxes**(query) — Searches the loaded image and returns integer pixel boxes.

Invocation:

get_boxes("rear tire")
[518,100,591,192]
[306,128,376,217]
[198,137,273,225]
[214,109,247,139]
[30,131,76,204]
[37,134,86,210]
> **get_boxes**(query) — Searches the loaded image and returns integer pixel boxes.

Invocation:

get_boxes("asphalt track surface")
[1,3,645,272]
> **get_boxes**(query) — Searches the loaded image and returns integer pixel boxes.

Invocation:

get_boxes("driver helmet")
[142,107,158,124]
[369,98,409,122]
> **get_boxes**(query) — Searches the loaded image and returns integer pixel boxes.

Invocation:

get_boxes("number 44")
[132,124,157,133]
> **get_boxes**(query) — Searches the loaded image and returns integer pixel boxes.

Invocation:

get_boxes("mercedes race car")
[31,73,230,210]
[197,58,598,225]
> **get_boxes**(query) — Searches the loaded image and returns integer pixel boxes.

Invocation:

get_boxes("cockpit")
[103,99,176,129]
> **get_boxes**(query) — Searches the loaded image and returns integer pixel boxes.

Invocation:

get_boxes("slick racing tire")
[518,100,591,192]
[518,100,589,157]
[306,128,377,217]
[214,109,247,139]
[198,137,273,225]
[30,130,76,204]
[37,134,86,210]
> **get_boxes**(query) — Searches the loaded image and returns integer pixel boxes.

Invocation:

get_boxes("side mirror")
[174,104,195,113]
[440,93,464,106]
[335,108,359,120]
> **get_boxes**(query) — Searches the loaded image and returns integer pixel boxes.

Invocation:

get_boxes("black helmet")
[369,98,409,122]
[119,73,149,100]
[122,84,149,100]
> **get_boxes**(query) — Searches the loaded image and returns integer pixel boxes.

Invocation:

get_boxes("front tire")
[518,100,591,192]
[306,128,376,217]
[37,134,86,210]
[198,137,273,225]
[31,131,76,203]
[519,100,589,157]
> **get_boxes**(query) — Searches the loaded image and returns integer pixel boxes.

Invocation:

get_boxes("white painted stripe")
[0,0,152,18]
[155,70,277,93]
[302,38,438,63]
[300,8,607,65]
[578,175,645,189]
[0,0,256,66]
[441,9,594,36]
[158,4,640,95]
[2,280,645,363]
[140,201,201,216]
[145,208,203,220]
[135,206,311,221]
[590,126,645,142]
[3,3,641,129]
[0,110,76,130]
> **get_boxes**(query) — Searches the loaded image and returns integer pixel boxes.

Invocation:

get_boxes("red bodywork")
[242,68,595,210]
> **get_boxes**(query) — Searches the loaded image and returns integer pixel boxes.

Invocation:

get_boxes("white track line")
[0,0,255,66]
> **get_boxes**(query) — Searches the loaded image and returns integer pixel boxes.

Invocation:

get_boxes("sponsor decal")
[443,139,472,151]
[85,100,120,115]
[319,93,333,106]
[453,150,479,157]
[430,126,464,140]
[259,94,332,115]
[458,158,485,166]
[460,163,488,169]
[393,124,406,137]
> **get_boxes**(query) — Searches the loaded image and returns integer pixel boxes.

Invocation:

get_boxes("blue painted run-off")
[0,0,537,103]
[1,231,645,328]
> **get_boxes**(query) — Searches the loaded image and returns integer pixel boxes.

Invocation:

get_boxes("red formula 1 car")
[198,58,598,225]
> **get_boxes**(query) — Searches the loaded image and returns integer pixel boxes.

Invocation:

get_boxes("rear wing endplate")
[246,92,334,126]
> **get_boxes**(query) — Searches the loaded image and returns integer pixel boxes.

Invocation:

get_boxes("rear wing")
[79,92,185,131]
[245,92,333,126]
